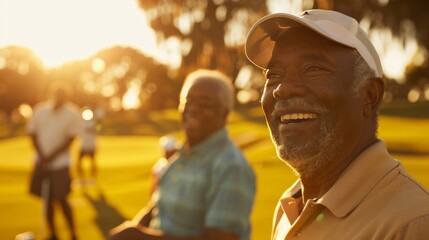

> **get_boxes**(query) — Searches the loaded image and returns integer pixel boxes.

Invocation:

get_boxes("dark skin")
[179,78,229,148]
[109,78,239,240]
[262,28,384,203]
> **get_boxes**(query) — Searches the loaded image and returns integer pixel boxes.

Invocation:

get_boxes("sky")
[0,0,158,67]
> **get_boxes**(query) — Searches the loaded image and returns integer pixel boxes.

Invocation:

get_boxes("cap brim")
[245,12,383,77]
[245,13,356,70]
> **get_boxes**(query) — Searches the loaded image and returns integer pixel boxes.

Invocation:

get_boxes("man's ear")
[362,77,385,117]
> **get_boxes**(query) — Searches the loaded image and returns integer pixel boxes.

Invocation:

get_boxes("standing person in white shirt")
[27,83,81,240]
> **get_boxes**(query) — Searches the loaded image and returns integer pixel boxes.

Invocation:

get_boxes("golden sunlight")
[0,0,158,68]
[81,107,94,121]
[122,79,142,110]
[362,23,421,82]
[92,58,106,73]
[18,103,33,119]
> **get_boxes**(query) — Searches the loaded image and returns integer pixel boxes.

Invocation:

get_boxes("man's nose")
[272,72,307,99]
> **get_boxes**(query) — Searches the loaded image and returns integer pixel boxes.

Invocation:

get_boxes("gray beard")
[270,99,344,178]
[276,118,344,178]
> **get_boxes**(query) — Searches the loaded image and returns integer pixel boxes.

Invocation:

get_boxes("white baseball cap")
[245,9,383,77]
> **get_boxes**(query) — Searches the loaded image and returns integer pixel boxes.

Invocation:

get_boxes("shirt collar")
[280,140,399,217]
[181,128,228,156]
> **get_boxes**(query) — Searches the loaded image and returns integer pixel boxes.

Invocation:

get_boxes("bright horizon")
[0,0,158,68]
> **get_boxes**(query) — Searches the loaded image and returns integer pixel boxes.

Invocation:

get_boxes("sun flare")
[0,0,158,68]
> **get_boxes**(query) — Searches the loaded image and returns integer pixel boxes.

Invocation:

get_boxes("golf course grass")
[1,108,428,240]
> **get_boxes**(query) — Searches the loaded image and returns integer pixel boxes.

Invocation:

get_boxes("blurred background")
[1,0,428,239]
[0,0,428,130]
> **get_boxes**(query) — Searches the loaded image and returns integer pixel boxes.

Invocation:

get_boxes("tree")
[328,0,429,94]
[0,46,46,118]
[137,0,267,77]
[66,46,177,111]
[330,0,428,52]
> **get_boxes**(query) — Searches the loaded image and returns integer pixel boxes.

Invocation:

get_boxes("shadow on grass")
[82,188,126,239]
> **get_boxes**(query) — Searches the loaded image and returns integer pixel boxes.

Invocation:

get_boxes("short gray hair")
[180,69,235,111]
[352,50,377,95]
[352,50,382,133]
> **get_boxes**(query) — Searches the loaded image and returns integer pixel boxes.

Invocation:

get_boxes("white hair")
[352,50,377,95]
[180,69,235,111]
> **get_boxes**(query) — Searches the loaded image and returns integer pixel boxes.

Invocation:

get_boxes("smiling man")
[246,9,429,239]
[109,69,256,240]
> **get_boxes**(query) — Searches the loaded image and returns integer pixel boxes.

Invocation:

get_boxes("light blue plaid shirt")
[149,128,256,239]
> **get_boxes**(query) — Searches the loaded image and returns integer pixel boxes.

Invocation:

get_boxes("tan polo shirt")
[272,140,429,240]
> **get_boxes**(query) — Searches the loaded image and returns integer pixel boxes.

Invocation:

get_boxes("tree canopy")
[138,0,267,76]
[138,0,428,76]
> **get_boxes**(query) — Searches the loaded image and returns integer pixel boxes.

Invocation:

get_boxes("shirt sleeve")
[27,105,40,134]
[392,215,429,240]
[204,153,256,236]
[67,107,83,138]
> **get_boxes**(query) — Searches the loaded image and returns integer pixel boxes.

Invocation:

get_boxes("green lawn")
[0,111,428,240]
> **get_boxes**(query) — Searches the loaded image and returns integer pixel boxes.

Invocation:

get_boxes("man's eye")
[304,65,329,73]
[264,71,283,87]
[266,72,282,81]
[307,66,323,71]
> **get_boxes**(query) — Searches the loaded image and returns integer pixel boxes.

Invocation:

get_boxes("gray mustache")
[273,98,329,115]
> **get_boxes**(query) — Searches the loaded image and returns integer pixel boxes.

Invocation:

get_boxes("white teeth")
[280,113,317,122]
